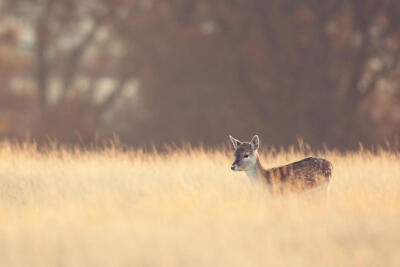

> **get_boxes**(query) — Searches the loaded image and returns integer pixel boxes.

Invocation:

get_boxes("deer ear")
[229,135,241,149]
[250,135,259,150]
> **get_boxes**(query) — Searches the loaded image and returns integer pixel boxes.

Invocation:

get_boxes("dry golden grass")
[0,141,399,267]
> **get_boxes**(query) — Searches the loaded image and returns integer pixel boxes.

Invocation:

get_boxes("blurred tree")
[0,0,399,149]
[124,0,400,148]
[0,0,141,142]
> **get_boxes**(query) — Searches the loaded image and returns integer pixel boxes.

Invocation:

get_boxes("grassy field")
[0,141,399,267]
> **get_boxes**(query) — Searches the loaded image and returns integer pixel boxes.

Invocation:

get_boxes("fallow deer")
[229,135,332,193]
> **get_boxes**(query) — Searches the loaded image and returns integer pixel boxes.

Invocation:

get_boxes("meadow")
[0,141,399,267]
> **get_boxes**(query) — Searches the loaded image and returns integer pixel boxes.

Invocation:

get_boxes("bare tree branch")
[35,0,55,105]
[346,1,383,102]
[59,10,115,103]
[97,75,128,112]
[362,51,400,99]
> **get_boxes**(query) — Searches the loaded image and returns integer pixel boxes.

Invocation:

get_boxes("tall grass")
[0,141,399,267]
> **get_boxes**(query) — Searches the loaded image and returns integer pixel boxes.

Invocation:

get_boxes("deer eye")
[243,154,249,158]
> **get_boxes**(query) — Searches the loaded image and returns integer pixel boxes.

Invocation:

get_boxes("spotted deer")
[229,135,332,193]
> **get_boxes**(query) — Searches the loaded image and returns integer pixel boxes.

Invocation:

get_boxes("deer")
[229,135,332,193]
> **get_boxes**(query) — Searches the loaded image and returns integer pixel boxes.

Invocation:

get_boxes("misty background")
[0,0,400,150]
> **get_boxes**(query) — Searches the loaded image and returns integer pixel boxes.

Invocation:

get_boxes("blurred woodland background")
[0,0,400,150]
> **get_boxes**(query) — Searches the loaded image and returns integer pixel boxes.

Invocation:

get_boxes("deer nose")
[231,164,236,170]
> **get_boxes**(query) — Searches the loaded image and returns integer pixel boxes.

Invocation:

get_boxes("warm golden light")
[0,142,398,266]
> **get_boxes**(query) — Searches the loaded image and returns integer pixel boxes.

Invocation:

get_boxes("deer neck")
[245,154,265,182]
